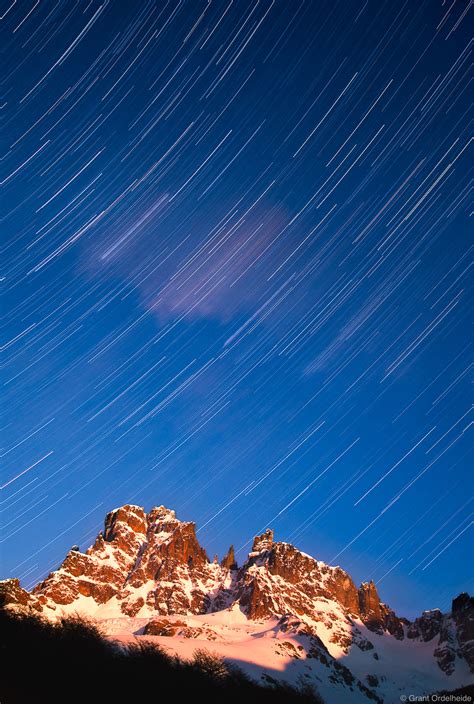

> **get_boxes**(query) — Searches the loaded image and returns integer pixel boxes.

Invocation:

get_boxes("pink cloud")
[144,208,288,323]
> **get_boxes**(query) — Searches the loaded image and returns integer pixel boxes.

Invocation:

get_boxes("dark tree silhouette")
[0,606,323,704]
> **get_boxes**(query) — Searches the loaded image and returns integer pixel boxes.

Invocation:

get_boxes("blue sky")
[2,0,472,618]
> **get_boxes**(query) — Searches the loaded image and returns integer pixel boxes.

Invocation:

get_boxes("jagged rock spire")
[358,580,384,633]
[221,545,237,570]
[251,528,273,553]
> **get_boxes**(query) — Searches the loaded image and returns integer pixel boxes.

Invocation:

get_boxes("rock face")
[356,581,406,639]
[251,528,274,553]
[143,618,218,640]
[407,609,443,642]
[404,594,474,675]
[0,578,40,610]
[452,593,474,672]
[358,581,384,632]
[220,545,237,570]
[30,504,226,617]
[1,502,473,699]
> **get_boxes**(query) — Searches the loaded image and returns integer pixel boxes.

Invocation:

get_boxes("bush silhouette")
[0,606,324,703]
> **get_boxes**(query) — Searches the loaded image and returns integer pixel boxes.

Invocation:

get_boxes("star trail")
[1,0,472,617]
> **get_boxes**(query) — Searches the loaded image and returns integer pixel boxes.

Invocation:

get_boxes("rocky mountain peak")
[2,501,473,693]
[221,545,237,570]
[450,592,474,673]
[452,592,473,616]
[147,504,177,524]
[407,608,443,642]
[145,514,209,568]
[105,504,147,534]
[250,528,274,554]
[358,580,384,631]
[100,504,147,556]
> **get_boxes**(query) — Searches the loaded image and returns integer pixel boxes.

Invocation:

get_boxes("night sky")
[2,0,472,618]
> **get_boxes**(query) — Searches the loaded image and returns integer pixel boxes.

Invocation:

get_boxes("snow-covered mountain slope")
[1,503,473,703]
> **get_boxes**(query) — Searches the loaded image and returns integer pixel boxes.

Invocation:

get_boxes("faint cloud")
[144,208,287,323]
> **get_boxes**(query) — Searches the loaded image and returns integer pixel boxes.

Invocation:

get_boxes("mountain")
[2,503,473,703]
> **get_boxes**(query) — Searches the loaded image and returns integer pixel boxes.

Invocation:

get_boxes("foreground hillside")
[0,608,319,704]
[1,503,473,703]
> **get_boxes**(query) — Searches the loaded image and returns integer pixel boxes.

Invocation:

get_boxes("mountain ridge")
[2,502,473,703]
